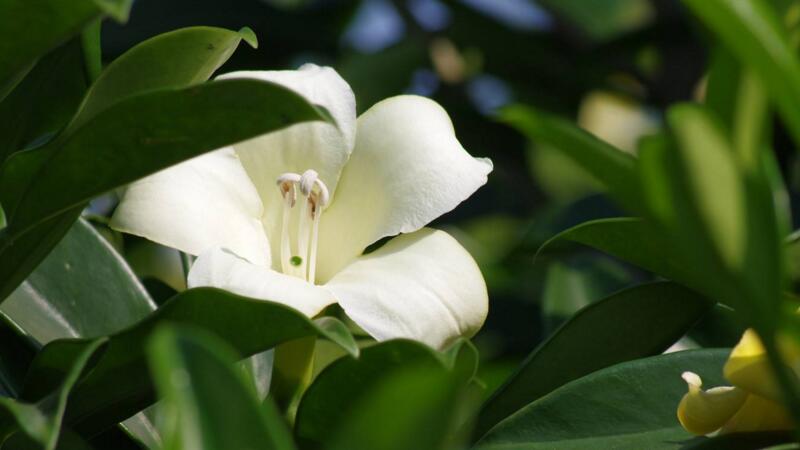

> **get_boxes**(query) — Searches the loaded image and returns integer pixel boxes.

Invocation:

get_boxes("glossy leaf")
[0,207,83,305]
[3,218,158,446]
[0,0,131,100]
[148,326,295,450]
[2,218,156,342]
[0,339,105,450]
[22,288,357,437]
[296,339,477,447]
[476,349,729,449]
[501,104,642,212]
[474,282,713,439]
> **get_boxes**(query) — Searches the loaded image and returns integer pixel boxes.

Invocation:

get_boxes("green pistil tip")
[290,256,303,266]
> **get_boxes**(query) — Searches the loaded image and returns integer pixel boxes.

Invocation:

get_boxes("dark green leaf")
[0,0,132,99]
[476,349,729,449]
[23,288,357,437]
[148,326,295,450]
[326,367,465,450]
[67,26,259,132]
[0,339,105,450]
[474,282,712,439]
[0,317,37,398]
[296,339,475,448]
[0,36,90,164]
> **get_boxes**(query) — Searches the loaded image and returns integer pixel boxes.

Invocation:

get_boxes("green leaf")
[667,104,746,271]
[326,367,466,450]
[0,317,37,398]
[0,207,82,304]
[642,105,784,329]
[0,36,91,164]
[475,349,729,449]
[67,26,259,132]
[682,0,800,146]
[0,0,132,99]
[0,26,267,304]
[148,326,295,450]
[538,217,714,299]
[0,339,105,450]
[22,288,357,437]
[474,282,712,440]
[1,218,156,343]
[501,105,642,212]
[296,339,476,447]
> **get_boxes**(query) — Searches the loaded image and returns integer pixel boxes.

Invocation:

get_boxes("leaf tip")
[238,27,259,49]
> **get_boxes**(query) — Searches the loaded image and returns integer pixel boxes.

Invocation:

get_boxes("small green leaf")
[476,349,729,449]
[22,288,357,437]
[148,326,296,450]
[474,282,713,439]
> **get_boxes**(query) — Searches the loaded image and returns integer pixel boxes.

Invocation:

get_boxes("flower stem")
[271,336,316,423]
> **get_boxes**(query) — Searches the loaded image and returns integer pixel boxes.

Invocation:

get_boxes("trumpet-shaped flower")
[677,329,797,435]
[111,64,492,349]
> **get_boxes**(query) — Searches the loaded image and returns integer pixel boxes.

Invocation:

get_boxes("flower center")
[276,169,329,283]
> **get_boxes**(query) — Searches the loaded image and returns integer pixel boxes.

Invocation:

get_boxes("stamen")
[275,170,330,283]
[307,194,322,284]
[279,190,293,274]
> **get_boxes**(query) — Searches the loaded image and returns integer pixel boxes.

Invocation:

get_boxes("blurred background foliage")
[92,0,745,396]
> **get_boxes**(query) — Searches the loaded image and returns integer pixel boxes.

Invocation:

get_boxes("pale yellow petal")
[724,329,782,401]
[720,393,793,434]
[677,372,747,436]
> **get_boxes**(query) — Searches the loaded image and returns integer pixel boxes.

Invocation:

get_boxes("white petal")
[324,228,488,350]
[111,149,270,266]
[188,248,336,317]
[217,65,357,270]
[315,95,492,282]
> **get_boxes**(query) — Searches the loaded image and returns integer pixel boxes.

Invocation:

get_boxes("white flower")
[111,64,492,349]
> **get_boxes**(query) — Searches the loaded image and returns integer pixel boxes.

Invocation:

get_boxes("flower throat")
[276,169,329,283]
